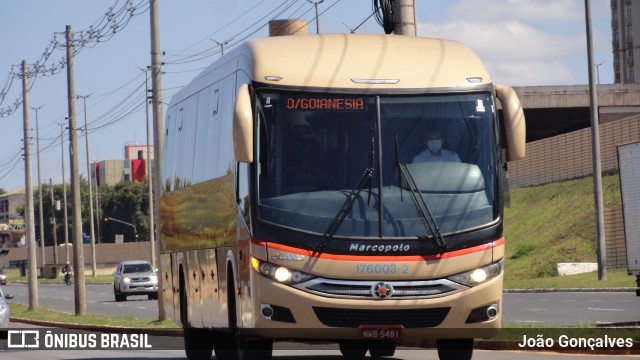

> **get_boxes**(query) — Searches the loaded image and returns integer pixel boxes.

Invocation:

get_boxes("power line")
[0,0,150,118]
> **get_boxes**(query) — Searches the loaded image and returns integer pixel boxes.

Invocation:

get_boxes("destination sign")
[284,96,366,111]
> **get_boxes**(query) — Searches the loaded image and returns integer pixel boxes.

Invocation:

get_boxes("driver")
[412,130,460,163]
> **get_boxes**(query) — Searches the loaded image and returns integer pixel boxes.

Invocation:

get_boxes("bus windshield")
[256,90,500,238]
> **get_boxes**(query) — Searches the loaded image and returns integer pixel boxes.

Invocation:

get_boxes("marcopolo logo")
[349,243,411,253]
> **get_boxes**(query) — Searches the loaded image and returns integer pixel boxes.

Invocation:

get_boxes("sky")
[0,0,613,192]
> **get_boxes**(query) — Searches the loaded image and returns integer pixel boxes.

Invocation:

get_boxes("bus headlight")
[448,258,503,286]
[251,257,316,285]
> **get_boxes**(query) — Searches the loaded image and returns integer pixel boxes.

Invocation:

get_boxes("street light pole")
[585,0,607,280]
[31,105,45,267]
[59,122,70,263]
[137,66,156,269]
[77,93,97,277]
[210,39,233,56]
[307,0,324,34]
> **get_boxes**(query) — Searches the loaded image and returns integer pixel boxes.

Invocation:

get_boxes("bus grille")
[295,278,466,299]
[313,307,450,328]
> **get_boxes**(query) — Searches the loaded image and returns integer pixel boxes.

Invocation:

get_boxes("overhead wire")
[1,0,354,183]
[163,0,301,66]
[0,0,150,118]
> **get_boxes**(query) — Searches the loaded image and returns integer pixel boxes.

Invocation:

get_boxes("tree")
[99,181,150,243]
[32,178,151,247]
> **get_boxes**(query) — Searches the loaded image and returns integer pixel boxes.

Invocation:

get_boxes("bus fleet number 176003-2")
[355,263,409,274]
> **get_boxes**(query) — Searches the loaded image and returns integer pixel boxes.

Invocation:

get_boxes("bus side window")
[237,162,251,227]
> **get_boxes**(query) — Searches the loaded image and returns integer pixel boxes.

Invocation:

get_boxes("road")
[2,289,638,359]
[2,283,158,319]
[503,291,640,326]
[3,283,639,326]
[0,327,633,360]
[0,348,632,360]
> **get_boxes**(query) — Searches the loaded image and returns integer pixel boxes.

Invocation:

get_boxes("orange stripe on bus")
[252,237,505,262]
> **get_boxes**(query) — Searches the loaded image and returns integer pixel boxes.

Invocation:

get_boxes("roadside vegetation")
[8,303,177,329]
[504,173,637,288]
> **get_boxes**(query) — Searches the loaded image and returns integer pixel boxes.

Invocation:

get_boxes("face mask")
[427,139,442,153]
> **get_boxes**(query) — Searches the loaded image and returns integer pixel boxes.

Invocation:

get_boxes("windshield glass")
[256,90,500,238]
[123,263,153,273]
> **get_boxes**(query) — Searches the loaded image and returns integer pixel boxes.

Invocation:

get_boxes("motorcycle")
[64,272,73,286]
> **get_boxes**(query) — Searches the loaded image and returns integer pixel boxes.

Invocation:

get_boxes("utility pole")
[138,66,156,269]
[393,0,417,36]
[78,93,97,277]
[50,178,59,266]
[307,0,324,34]
[21,60,39,311]
[31,105,46,267]
[149,0,166,320]
[59,122,70,263]
[585,0,607,280]
[66,25,87,315]
[94,177,101,244]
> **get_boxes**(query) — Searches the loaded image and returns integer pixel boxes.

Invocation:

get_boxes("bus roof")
[241,34,491,90]
[171,34,492,106]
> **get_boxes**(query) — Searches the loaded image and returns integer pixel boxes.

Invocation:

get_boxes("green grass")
[504,268,634,289]
[9,303,178,329]
[503,174,637,288]
[3,267,114,284]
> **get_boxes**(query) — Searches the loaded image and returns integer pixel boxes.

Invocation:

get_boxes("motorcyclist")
[62,261,73,286]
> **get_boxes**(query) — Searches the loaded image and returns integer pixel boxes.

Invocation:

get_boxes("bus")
[160,33,525,360]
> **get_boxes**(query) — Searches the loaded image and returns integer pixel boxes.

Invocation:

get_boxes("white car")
[0,286,13,335]
[113,260,158,301]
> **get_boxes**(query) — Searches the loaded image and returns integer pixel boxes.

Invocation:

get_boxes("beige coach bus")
[160,33,525,360]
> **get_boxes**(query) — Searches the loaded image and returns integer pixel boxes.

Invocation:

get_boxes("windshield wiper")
[314,168,373,254]
[398,163,447,253]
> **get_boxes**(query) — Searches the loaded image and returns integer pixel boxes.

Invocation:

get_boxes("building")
[0,188,26,247]
[0,188,26,223]
[612,0,640,83]
[94,143,155,186]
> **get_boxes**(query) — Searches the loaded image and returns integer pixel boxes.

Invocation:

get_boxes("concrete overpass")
[513,84,640,142]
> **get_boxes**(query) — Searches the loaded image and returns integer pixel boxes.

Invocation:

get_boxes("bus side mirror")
[233,84,254,163]
[495,84,526,162]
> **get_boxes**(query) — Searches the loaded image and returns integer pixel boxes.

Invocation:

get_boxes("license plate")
[359,325,403,339]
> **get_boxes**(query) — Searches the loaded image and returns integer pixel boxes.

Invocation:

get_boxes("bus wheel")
[369,340,396,358]
[339,340,368,359]
[436,338,473,360]
[237,336,273,360]
[181,271,214,360]
[184,328,214,360]
[212,330,238,360]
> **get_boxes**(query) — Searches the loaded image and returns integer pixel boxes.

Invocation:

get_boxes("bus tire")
[181,270,214,360]
[436,338,473,360]
[369,340,396,357]
[184,328,214,360]
[237,336,273,360]
[339,340,368,359]
[212,330,238,360]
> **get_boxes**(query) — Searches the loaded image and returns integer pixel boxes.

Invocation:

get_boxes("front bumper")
[121,282,158,295]
[245,272,503,341]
